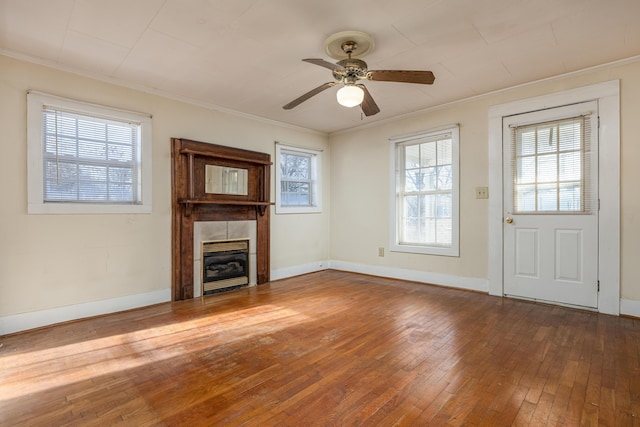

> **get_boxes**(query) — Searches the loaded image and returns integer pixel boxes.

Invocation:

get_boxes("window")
[27,91,152,214]
[275,143,322,214]
[390,125,459,256]
[511,115,594,213]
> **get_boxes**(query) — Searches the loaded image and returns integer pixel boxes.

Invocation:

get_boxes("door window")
[511,115,594,213]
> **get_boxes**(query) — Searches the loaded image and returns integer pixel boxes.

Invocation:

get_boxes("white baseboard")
[0,289,171,335]
[620,299,640,318]
[4,268,630,336]
[328,260,489,293]
[270,261,329,281]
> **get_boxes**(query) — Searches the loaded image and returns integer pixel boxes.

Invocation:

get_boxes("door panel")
[514,228,539,277]
[503,101,598,308]
[555,229,582,282]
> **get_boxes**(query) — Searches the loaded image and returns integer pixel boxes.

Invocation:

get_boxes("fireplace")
[201,239,249,294]
[171,138,271,300]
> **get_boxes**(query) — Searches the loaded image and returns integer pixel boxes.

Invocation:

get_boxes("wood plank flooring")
[1,270,640,426]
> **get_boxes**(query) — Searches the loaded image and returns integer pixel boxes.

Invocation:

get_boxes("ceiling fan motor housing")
[333,58,368,83]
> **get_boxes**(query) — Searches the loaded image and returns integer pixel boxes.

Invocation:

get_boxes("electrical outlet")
[475,186,489,199]
[378,247,384,257]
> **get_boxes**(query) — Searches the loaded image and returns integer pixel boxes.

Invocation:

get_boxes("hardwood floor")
[1,270,639,426]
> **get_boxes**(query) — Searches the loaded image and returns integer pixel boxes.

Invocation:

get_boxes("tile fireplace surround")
[193,220,257,297]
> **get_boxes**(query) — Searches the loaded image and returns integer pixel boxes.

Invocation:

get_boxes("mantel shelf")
[179,199,274,217]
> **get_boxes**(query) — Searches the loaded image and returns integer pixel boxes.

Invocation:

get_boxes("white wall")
[329,58,640,308]
[0,55,330,332]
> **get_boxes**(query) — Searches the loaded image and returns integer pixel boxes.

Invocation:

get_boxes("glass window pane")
[422,167,436,191]
[107,144,133,162]
[107,124,134,144]
[437,140,452,165]
[78,119,106,140]
[54,138,78,158]
[108,183,133,201]
[404,144,420,169]
[78,141,107,160]
[517,130,536,156]
[437,193,452,218]
[436,218,452,245]
[404,195,419,218]
[54,116,77,137]
[79,164,106,181]
[405,169,422,192]
[109,167,133,183]
[44,161,78,200]
[515,184,536,211]
[559,182,581,211]
[537,154,557,183]
[423,194,436,217]
[559,121,581,151]
[537,126,557,153]
[517,157,536,184]
[559,152,581,181]
[424,218,436,244]
[420,142,436,167]
[282,153,310,179]
[281,181,310,206]
[79,182,107,200]
[538,183,557,211]
[403,218,419,242]
[437,165,452,190]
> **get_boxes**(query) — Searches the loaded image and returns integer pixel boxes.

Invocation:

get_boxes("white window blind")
[42,107,141,204]
[511,115,594,213]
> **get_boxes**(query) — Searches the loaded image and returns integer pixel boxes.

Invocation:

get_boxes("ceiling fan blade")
[358,84,380,117]
[302,58,345,72]
[367,70,435,85]
[282,82,337,110]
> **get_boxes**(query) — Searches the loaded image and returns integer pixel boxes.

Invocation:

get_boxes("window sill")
[390,243,459,257]
[28,202,152,215]
[275,205,322,214]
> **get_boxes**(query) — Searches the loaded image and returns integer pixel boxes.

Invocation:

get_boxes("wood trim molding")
[171,138,272,300]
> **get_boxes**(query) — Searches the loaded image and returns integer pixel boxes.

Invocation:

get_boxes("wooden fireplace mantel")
[171,138,272,301]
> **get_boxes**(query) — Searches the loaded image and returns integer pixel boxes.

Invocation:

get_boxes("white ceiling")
[1,0,639,134]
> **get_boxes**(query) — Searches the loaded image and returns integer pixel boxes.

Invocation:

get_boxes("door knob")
[505,217,513,224]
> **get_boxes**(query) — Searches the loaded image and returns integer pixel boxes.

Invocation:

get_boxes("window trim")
[389,125,460,256]
[275,143,322,214]
[27,91,152,214]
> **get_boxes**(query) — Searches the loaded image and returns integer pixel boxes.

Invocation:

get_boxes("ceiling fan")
[282,31,435,117]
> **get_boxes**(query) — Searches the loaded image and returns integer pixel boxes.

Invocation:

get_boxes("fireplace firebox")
[201,239,249,294]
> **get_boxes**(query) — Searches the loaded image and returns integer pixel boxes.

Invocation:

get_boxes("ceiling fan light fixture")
[336,85,364,107]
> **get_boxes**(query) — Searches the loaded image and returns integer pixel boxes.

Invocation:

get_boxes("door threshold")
[504,294,598,313]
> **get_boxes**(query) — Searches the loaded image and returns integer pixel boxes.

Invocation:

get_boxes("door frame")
[488,80,620,315]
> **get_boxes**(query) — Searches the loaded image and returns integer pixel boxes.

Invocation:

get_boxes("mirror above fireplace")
[205,165,248,196]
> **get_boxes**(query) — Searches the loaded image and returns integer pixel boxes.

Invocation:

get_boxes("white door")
[503,101,599,308]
